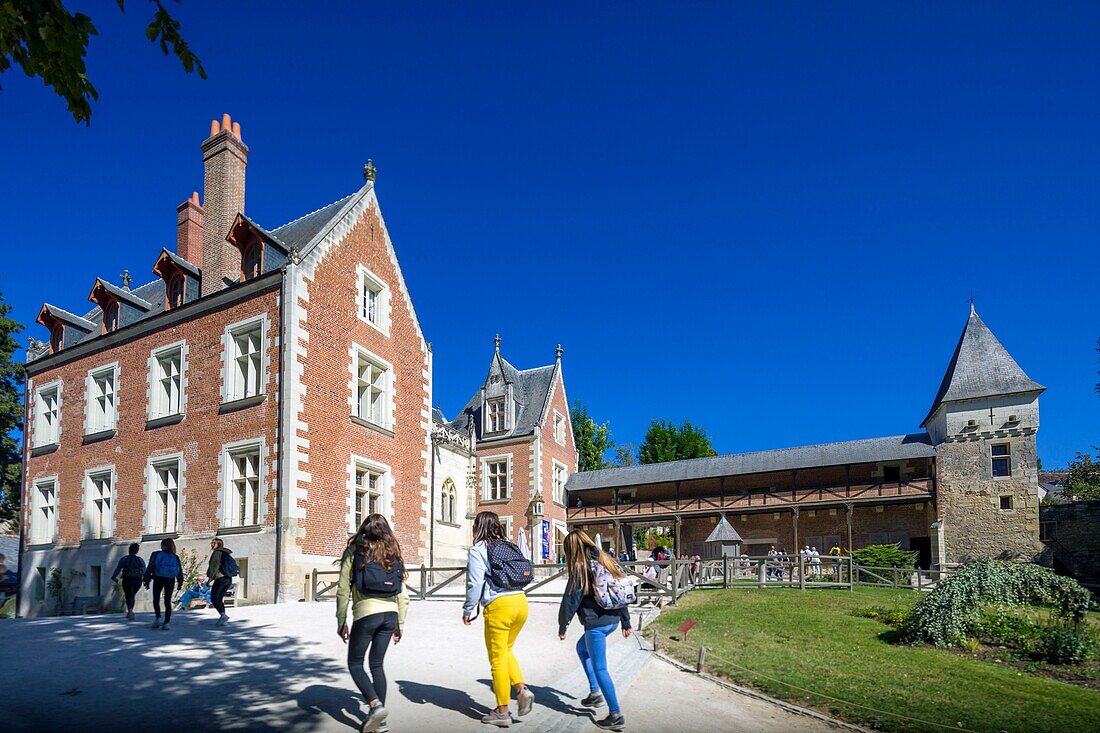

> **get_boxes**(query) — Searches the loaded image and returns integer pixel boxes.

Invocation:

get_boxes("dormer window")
[242,243,262,281]
[103,302,119,333]
[167,275,185,309]
[50,325,64,353]
[487,397,506,433]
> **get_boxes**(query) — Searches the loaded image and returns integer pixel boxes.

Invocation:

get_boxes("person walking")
[206,538,239,626]
[336,513,409,733]
[462,511,535,728]
[111,543,146,620]
[143,538,183,630]
[558,529,634,731]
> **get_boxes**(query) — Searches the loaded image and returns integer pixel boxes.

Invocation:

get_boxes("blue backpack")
[153,551,181,578]
[219,551,240,578]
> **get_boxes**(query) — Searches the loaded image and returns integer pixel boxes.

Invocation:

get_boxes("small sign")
[677,620,697,641]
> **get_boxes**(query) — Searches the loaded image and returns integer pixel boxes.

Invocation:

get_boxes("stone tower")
[922,307,1045,567]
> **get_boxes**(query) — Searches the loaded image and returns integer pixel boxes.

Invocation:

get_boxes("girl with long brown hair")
[462,511,535,727]
[557,529,633,731]
[336,513,410,733]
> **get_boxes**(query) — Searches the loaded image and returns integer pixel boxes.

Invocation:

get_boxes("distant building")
[566,306,1044,569]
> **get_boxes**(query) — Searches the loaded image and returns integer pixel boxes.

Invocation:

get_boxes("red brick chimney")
[176,191,204,265]
[200,114,249,296]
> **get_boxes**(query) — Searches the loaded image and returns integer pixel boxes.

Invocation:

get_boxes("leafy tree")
[0,288,22,533]
[1064,451,1100,501]
[0,0,206,124]
[614,443,637,467]
[570,401,612,472]
[638,419,717,464]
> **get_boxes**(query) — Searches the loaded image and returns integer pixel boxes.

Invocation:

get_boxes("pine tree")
[0,287,24,532]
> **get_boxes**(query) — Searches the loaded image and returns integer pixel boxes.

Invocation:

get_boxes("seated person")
[176,576,212,610]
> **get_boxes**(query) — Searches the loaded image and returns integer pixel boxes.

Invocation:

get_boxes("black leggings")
[121,578,142,612]
[152,577,176,622]
[211,577,232,615]
[348,612,398,705]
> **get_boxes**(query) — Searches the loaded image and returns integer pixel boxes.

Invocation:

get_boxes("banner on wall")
[541,519,551,560]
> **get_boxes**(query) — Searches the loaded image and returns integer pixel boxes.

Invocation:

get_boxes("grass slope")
[652,586,1100,733]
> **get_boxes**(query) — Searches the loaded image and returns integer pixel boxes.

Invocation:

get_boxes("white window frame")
[350,345,394,430]
[221,315,268,404]
[30,477,58,544]
[486,397,506,433]
[83,466,116,540]
[356,264,391,336]
[552,459,568,505]
[482,456,511,501]
[440,477,458,524]
[554,410,566,446]
[146,454,184,534]
[991,443,1012,478]
[84,363,119,435]
[500,515,514,542]
[33,381,62,448]
[147,341,187,420]
[346,455,392,532]
[221,440,265,528]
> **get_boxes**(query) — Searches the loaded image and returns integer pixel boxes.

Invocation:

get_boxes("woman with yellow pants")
[463,511,535,727]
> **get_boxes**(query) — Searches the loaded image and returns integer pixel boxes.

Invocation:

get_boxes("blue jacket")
[462,541,525,619]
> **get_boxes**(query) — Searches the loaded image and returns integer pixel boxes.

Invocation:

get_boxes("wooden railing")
[568,478,934,522]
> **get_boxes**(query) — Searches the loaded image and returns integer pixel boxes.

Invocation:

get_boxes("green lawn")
[652,586,1100,733]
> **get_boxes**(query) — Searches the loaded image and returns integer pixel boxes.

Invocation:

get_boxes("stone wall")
[1037,501,1100,587]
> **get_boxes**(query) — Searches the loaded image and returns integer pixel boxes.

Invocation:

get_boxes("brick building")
[566,306,1045,570]
[18,116,576,616]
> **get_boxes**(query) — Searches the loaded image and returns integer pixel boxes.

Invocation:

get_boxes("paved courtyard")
[0,598,840,732]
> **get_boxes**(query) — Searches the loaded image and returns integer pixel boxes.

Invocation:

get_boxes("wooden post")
[917,569,923,591]
[420,566,428,600]
[845,502,854,553]
[675,481,681,511]
[311,568,318,601]
[722,554,729,589]
[799,553,805,590]
[674,516,682,557]
[791,507,800,559]
[652,630,660,652]
[758,558,767,588]
[848,557,854,592]
[671,558,680,602]
[696,646,707,674]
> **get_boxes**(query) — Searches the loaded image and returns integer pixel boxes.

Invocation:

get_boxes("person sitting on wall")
[176,576,212,610]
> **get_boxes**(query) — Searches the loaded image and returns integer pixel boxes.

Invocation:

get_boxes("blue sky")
[1,2,1097,467]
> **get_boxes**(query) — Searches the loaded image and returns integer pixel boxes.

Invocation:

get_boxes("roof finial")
[555,343,563,362]
[968,290,976,316]
[363,159,377,182]
[494,334,501,352]
[120,270,133,290]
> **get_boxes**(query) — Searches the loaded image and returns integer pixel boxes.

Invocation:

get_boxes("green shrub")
[960,637,980,653]
[898,560,1092,648]
[850,605,910,626]
[850,544,917,569]
[1038,627,1090,665]
[974,611,1041,648]
[884,608,911,627]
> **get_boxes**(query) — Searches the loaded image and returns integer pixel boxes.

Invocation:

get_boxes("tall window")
[85,470,114,540]
[554,412,566,445]
[356,352,389,427]
[485,459,509,500]
[353,465,385,529]
[150,459,180,534]
[167,275,185,309]
[226,445,261,527]
[103,301,119,333]
[991,444,1011,477]
[487,398,506,433]
[357,266,389,332]
[242,243,262,280]
[552,461,568,505]
[31,479,57,543]
[34,385,60,446]
[227,321,263,401]
[152,346,183,417]
[87,366,117,433]
[441,478,457,524]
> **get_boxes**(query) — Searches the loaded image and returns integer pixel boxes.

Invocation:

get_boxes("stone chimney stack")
[176,191,204,265]
[200,114,249,296]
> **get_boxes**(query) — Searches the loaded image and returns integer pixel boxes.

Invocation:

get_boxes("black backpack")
[219,551,240,578]
[353,557,404,597]
[121,555,144,579]
[485,540,534,591]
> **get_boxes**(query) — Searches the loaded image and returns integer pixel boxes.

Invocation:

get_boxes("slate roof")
[92,278,153,310]
[450,359,558,440]
[566,433,936,492]
[432,406,449,426]
[921,308,1044,426]
[271,191,360,253]
[39,304,96,332]
[81,279,167,336]
[705,517,743,543]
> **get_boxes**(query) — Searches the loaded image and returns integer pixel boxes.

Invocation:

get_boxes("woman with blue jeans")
[558,530,632,731]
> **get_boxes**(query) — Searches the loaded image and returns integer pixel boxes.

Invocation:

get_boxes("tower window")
[991,444,1011,477]
[487,397,506,433]
[999,495,1013,511]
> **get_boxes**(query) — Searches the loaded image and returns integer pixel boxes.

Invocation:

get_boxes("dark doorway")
[910,536,931,570]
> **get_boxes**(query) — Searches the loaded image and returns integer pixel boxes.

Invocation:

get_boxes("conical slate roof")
[705,517,742,544]
[920,308,1044,427]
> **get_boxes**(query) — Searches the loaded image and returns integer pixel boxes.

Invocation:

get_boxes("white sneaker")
[216,614,229,626]
[361,705,388,733]
[151,620,163,629]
